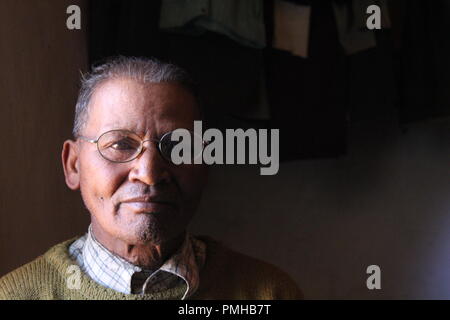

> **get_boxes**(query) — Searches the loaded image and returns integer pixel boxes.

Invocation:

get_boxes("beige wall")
[0,0,89,276]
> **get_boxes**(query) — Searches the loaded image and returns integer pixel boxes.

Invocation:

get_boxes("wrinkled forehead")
[86,77,200,137]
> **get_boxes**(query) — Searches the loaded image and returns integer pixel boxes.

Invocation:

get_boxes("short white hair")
[73,56,198,137]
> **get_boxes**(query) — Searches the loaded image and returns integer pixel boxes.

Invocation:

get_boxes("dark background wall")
[0,0,449,299]
[192,117,450,299]
[0,0,89,277]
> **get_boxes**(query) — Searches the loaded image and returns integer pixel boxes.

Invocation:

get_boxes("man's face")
[69,78,207,246]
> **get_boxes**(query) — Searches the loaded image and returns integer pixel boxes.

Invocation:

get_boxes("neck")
[90,223,185,270]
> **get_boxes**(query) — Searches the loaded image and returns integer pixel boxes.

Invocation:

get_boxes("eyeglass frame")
[77,129,209,164]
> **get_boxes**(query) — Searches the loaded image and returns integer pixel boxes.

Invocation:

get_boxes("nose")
[128,141,171,186]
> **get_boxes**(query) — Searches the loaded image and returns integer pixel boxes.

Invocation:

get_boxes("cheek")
[79,156,128,201]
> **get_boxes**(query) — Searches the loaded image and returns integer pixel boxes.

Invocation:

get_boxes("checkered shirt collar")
[70,225,204,299]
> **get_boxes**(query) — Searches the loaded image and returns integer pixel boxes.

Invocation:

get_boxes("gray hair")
[72,56,198,137]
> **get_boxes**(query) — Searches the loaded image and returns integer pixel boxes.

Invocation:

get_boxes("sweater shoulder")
[0,237,79,300]
[194,236,303,300]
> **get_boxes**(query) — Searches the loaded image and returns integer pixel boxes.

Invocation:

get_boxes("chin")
[115,212,179,245]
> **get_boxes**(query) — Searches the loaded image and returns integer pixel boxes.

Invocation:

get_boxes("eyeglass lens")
[97,130,203,163]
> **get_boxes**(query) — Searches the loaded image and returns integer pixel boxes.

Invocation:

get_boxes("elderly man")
[0,56,302,300]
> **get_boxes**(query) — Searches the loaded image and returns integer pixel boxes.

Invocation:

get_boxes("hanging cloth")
[273,0,312,58]
[159,0,266,49]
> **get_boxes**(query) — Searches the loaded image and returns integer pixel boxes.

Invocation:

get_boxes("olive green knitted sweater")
[0,236,303,300]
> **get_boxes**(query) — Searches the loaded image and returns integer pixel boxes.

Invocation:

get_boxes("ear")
[62,139,81,190]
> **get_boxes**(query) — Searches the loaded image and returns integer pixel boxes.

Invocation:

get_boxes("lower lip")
[122,202,174,213]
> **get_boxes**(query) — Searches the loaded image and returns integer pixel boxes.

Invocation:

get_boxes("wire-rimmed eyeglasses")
[77,129,206,164]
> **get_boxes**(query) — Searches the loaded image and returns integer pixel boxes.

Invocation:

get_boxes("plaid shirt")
[68,225,205,299]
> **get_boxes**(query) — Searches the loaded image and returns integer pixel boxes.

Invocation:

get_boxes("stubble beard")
[115,211,165,245]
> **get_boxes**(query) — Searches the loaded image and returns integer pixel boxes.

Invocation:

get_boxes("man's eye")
[110,140,135,150]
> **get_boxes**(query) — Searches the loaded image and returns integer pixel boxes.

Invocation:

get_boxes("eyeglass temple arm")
[77,136,97,144]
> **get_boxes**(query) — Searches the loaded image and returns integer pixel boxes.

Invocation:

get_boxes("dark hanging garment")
[162,32,268,128]
[157,0,270,127]
[345,30,399,123]
[398,0,450,124]
[266,1,348,161]
[88,0,164,63]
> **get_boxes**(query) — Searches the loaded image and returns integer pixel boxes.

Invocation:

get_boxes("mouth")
[120,196,176,214]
